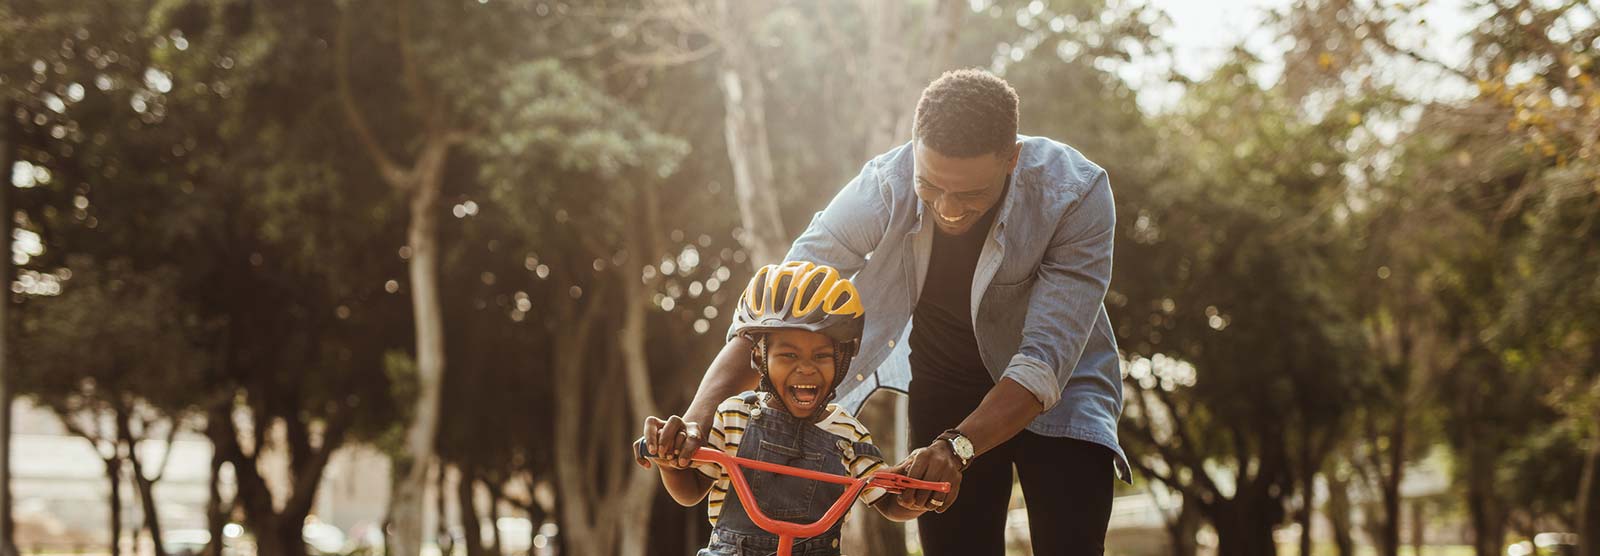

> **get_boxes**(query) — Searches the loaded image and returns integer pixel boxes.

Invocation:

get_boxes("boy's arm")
[657,467,715,507]
[645,400,735,506]
[667,335,758,467]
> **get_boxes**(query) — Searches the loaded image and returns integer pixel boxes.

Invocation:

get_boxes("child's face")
[764,330,838,418]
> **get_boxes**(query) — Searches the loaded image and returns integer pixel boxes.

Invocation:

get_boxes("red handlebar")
[636,439,949,556]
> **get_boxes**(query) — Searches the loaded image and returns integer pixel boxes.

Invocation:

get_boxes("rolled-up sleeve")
[999,170,1115,409]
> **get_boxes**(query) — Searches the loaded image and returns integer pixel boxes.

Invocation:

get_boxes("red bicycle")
[634,438,950,556]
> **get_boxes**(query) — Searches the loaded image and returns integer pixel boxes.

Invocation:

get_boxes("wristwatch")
[937,429,975,470]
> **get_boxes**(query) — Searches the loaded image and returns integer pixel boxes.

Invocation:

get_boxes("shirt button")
[751,408,762,418]
[887,340,896,348]
[832,539,840,548]
[855,373,865,382]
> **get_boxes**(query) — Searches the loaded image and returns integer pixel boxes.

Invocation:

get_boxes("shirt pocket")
[977,274,1037,370]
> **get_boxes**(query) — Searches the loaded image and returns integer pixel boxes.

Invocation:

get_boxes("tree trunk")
[1169,495,1201,556]
[715,43,788,267]
[1325,470,1354,556]
[1211,498,1279,556]
[128,448,169,556]
[484,479,502,556]
[119,412,169,556]
[550,282,660,556]
[1465,448,1504,556]
[203,444,228,556]
[858,0,965,162]
[1577,425,1599,556]
[436,461,453,556]
[1298,441,1315,556]
[251,516,305,556]
[212,402,337,556]
[0,98,19,556]
[858,0,911,161]
[385,470,401,556]
[1378,406,1406,556]
[1410,499,1425,556]
[394,152,449,556]
[106,456,124,556]
[613,279,663,556]
[458,464,486,556]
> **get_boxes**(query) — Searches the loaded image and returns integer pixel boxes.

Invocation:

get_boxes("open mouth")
[937,212,969,224]
[787,384,822,410]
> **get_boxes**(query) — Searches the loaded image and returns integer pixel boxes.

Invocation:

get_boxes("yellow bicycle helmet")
[732,261,865,400]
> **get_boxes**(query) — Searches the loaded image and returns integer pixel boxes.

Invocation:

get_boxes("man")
[653,69,1130,555]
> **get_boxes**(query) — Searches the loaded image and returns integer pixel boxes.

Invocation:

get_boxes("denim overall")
[700,392,882,556]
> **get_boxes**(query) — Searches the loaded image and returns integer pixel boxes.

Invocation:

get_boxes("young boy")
[640,261,924,555]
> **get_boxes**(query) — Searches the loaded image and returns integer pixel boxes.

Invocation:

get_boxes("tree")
[16,263,204,556]
[1111,51,1377,555]
[332,3,471,551]
[470,52,690,554]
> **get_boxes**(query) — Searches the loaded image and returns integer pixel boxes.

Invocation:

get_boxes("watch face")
[951,436,974,459]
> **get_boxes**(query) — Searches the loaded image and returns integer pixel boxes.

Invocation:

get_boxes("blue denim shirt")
[783,135,1131,483]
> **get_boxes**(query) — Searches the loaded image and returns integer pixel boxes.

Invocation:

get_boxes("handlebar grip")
[634,437,656,460]
[871,473,952,493]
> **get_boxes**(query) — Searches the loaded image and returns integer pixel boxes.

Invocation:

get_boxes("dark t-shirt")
[908,203,1002,393]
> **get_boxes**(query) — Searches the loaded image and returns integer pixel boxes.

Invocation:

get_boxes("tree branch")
[395,2,447,134]
[285,404,351,521]
[1148,383,1226,497]
[337,3,410,189]
[57,407,115,461]
[1130,386,1223,504]
[148,416,181,483]
[617,41,720,68]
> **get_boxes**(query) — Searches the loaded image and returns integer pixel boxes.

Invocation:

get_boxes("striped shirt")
[696,394,887,526]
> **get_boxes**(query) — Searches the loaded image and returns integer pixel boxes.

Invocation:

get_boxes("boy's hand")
[637,415,703,470]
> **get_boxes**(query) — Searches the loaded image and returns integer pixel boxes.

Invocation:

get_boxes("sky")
[1127,0,1485,112]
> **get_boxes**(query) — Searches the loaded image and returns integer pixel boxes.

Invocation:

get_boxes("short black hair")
[914,68,1020,158]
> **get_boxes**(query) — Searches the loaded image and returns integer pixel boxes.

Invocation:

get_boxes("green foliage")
[5,0,1599,552]
[17,260,205,417]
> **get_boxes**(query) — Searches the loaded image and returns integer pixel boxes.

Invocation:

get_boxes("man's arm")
[998,169,1115,409]
[894,378,1041,513]
[900,170,1117,512]
[784,155,893,274]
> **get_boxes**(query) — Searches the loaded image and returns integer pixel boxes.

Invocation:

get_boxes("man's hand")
[637,415,704,470]
[893,440,964,513]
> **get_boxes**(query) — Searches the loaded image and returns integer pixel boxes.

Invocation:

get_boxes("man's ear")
[1004,141,1023,173]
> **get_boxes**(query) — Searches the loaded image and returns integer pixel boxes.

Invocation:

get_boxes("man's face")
[913,141,1021,236]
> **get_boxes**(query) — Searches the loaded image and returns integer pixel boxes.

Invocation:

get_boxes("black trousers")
[909,377,1116,556]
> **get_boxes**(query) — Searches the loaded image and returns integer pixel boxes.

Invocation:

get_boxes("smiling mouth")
[937,213,969,224]
[788,384,822,409]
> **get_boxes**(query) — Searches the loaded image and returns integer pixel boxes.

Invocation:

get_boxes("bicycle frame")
[635,439,949,556]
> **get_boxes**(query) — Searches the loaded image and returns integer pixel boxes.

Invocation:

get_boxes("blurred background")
[0,0,1596,555]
